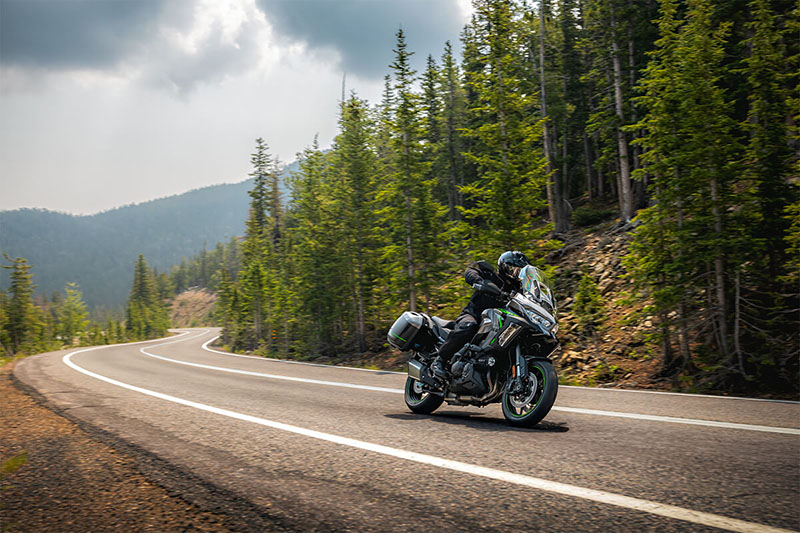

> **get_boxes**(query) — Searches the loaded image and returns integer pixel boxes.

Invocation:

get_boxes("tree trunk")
[583,130,594,201]
[539,0,558,229]
[610,4,633,222]
[709,175,729,360]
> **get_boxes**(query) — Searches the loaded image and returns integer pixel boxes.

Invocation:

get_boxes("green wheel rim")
[504,363,545,419]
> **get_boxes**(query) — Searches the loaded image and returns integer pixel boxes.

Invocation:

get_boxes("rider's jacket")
[461,260,515,319]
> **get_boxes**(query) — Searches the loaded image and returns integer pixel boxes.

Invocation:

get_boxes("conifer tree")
[461,0,552,256]
[1,255,36,354]
[125,254,169,340]
[57,282,88,345]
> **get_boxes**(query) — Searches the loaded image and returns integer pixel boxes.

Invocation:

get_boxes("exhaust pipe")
[408,359,424,380]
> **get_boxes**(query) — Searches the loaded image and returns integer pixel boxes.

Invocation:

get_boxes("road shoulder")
[1,361,286,532]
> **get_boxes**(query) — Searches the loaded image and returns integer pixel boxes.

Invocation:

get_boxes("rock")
[643,319,653,328]
[599,278,617,294]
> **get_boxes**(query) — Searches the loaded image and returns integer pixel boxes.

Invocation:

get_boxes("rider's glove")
[473,280,502,296]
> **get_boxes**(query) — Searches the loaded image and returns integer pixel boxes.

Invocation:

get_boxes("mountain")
[0,161,298,309]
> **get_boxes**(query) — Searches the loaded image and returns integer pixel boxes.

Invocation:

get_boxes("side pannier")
[388,311,428,351]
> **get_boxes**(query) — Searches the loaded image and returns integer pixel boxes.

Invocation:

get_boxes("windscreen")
[519,265,556,313]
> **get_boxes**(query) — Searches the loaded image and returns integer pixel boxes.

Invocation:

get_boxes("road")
[15,329,800,532]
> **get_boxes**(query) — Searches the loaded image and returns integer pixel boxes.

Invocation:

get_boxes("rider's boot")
[430,356,448,379]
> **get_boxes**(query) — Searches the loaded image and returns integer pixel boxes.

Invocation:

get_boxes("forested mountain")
[1,180,252,308]
[1,159,300,308]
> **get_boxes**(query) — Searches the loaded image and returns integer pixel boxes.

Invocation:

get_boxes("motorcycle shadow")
[385,412,569,433]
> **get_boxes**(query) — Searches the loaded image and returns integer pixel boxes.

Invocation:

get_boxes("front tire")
[404,377,443,414]
[501,359,558,427]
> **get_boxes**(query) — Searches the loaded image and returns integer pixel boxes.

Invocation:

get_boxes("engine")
[449,359,489,395]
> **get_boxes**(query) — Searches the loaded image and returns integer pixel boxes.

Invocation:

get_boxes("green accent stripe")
[391,332,407,343]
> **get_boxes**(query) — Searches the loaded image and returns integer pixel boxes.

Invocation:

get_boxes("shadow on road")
[384,412,569,433]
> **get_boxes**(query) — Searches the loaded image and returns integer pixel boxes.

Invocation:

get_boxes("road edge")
[9,358,292,532]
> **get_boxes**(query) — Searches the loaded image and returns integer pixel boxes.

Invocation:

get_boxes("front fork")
[509,344,529,393]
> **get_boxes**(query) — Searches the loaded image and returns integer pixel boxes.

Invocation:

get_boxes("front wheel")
[501,359,558,427]
[404,377,443,414]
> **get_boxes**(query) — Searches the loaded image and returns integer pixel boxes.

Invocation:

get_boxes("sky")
[0,0,473,215]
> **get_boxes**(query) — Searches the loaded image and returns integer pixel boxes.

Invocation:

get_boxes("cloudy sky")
[0,0,472,214]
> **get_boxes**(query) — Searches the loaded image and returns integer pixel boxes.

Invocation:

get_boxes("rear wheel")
[501,359,558,427]
[404,377,443,414]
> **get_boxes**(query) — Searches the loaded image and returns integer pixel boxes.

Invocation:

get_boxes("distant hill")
[0,162,297,309]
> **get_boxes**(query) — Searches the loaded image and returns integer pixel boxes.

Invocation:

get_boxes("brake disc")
[510,372,539,408]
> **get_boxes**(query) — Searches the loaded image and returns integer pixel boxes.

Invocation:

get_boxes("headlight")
[524,307,554,332]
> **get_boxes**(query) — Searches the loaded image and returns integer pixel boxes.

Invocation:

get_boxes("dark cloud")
[0,0,166,69]
[257,0,466,77]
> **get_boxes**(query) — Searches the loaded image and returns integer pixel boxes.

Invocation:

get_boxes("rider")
[430,251,531,379]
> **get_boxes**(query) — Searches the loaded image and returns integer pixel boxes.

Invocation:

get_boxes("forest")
[206,0,799,394]
[2,0,797,395]
[0,254,169,359]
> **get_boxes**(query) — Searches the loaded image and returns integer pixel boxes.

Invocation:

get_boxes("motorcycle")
[388,265,560,427]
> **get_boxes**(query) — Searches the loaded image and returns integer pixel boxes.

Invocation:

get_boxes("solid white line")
[559,385,800,404]
[61,346,793,533]
[141,343,403,395]
[200,335,798,404]
[549,406,800,435]
[193,336,800,435]
[201,336,401,374]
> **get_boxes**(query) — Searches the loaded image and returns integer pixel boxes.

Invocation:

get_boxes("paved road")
[15,329,800,532]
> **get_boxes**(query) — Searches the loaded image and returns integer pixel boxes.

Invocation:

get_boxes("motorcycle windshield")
[519,265,556,313]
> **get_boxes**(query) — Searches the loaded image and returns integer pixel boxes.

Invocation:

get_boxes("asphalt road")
[15,329,800,532]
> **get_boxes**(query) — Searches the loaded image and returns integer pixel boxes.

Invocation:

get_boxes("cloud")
[0,0,166,69]
[256,0,467,77]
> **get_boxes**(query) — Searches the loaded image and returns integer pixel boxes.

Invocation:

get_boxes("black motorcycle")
[388,265,560,427]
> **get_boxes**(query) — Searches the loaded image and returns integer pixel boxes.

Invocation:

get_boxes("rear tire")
[404,377,443,414]
[501,359,558,427]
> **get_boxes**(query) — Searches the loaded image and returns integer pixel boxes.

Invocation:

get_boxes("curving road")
[15,329,800,532]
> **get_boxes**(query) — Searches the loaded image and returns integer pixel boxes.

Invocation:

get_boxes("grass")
[1,452,27,479]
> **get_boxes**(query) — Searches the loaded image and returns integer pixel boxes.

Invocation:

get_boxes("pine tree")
[125,255,169,340]
[1,255,37,354]
[461,0,552,256]
[57,282,89,346]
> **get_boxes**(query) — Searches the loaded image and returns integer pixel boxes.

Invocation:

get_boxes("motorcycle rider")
[430,251,531,379]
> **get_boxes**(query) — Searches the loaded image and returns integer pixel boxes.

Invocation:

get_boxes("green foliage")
[125,255,169,340]
[571,205,615,227]
[57,282,88,345]
[573,273,605,335]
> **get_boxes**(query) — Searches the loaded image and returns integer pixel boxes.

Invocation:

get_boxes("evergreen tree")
[57,282,89,345]
[125,255,169,340]
[461,0,552,256]
[1,255,37,354]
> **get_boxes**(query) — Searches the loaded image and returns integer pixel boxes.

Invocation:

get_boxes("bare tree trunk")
[733,268,744,374]
[710,175,729,360]
[675,193,692,368]
[610,4,633,222]
[583,131,594,202]
[539,0,558,229]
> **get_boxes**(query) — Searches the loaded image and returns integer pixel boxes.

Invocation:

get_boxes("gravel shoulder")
[0,361,285,532]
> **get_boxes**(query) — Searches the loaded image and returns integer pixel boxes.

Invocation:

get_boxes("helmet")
[497,251,531,285]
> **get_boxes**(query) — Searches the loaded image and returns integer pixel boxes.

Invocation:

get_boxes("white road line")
[200,334,799,404]
[201,336,401,374]
[549,406,800,435]
[62,346,793,533]
[193,336,800,435]
[141,343,403,395]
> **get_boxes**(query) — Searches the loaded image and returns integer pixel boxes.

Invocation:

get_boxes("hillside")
[0,161,298,308]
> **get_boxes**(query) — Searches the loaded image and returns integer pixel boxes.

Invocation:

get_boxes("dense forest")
[207,0,798,394]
